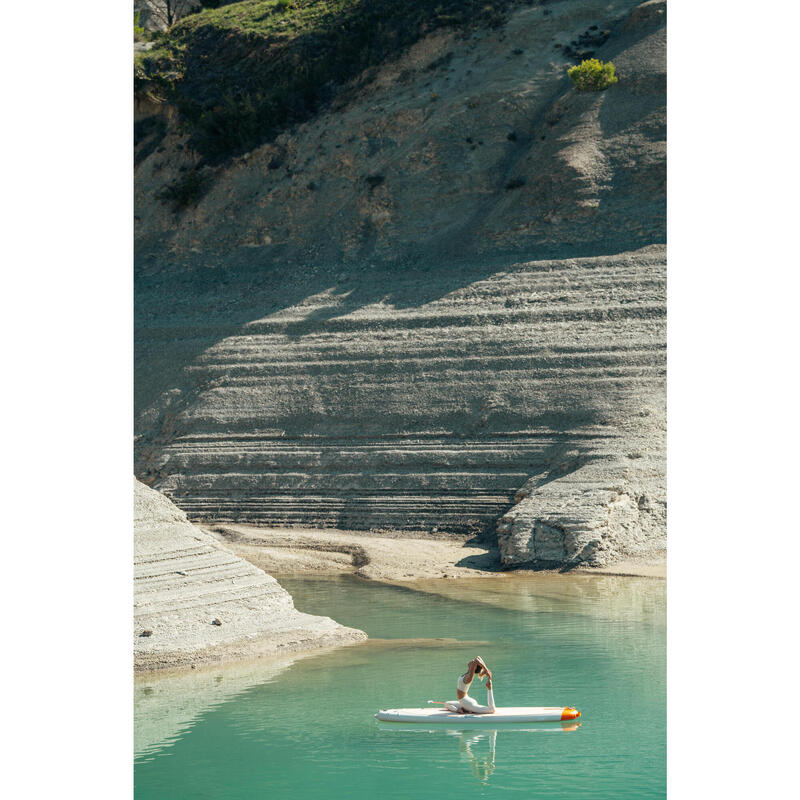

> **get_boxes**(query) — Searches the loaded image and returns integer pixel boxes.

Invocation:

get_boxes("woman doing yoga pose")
[442,656,496,714]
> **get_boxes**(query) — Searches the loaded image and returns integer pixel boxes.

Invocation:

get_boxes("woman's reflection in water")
[456,723,581,784]
[458,729,496,784]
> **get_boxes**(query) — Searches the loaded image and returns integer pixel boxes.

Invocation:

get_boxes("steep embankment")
[134,478,365,671]
[135,0,666,568]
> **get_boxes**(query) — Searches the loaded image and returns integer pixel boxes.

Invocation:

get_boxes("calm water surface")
[135,574,665,799]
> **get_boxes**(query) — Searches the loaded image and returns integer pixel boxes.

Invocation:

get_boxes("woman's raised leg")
[458,688,495,714]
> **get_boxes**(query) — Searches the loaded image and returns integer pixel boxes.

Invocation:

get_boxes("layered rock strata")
[135,246,665,565]
[134,478,366,671]
[496,418,665,566]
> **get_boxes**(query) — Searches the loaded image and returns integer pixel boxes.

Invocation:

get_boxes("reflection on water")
[135,656,298,760]
[461,729,496,783]
[401,573,665,622]
[375,723,581,785]
[135,637,481,760]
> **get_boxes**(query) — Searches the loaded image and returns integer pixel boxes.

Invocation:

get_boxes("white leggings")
[444,688,495,714]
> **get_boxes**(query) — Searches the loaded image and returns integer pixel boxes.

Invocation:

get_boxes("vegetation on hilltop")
[135,0,534,162]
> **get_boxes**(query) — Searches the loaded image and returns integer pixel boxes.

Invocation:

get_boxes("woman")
[443,656,496,714]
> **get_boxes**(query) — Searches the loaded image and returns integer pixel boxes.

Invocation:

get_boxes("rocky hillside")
[134,478,365,671]
[135,0,666,568]
[136,0,664,265]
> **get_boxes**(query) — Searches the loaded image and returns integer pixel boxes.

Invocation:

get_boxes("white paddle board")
[375,706,580,723]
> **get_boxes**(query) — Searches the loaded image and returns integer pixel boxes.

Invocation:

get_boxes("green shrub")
[134,12,146,40]
[567,58,618,91]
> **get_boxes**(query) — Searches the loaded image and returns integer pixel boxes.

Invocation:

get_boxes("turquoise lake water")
[134,574,665,799]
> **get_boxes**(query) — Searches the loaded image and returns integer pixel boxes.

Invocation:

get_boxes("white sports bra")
[457,672,473,692]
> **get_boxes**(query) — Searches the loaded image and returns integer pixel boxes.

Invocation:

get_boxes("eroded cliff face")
[134,0,666,568]
[496,406,665,566]
[134,478,365,671]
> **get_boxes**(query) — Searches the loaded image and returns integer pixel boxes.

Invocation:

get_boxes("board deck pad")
[375,706,581,723]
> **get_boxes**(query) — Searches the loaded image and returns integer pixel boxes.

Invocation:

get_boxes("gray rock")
[134,479,366,671]
[497,419,666,567]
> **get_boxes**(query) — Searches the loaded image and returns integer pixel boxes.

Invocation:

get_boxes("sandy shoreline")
[137,523,663,676]
[210,524,666,582]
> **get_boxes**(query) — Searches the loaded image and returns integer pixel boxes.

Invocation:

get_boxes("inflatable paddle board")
[375,706,580,723]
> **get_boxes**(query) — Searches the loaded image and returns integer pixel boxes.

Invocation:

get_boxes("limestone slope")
[134,0,666,568]
[134,478,365,671]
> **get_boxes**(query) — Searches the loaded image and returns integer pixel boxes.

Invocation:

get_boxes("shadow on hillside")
[135,0,668,421]
[134,238,658,418]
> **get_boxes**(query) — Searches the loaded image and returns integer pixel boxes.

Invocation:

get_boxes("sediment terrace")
[136,247,664,565]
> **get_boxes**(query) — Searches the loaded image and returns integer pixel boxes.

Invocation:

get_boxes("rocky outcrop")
[496,418,665,566]
[134,478,365,671]
[134,0,666,568]
[135,0,200,32]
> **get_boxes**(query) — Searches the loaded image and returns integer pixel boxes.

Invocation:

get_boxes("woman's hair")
[474,663,483,674]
